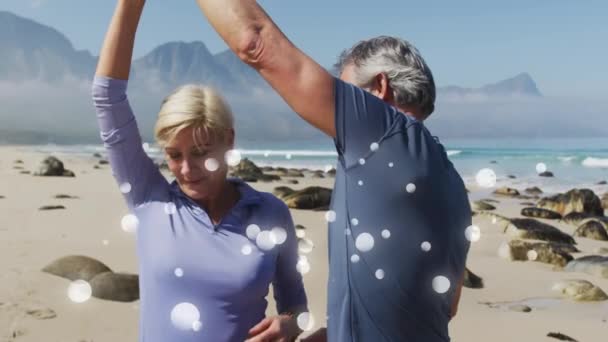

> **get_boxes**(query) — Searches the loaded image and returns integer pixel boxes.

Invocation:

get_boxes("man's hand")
[300,327,327,342]
[245,314,300,342]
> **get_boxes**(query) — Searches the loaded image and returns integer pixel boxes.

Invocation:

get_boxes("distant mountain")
[0,11,96,82]
[439,72,542,99]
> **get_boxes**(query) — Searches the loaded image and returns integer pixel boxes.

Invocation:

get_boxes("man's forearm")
[96,0,146,79]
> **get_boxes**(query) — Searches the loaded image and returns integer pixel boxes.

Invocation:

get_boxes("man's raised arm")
[194,0,336,137]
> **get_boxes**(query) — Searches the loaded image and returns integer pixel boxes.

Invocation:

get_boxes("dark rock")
[286,169,305,178]
[312,205,330,211]
[565,255,608,278]
[525,186,543,195]
[325,168,336,176]
[258,174,281,182]
[283,187,332,210]
[311,171,325,179]
[505,218,576,245]
[39,205,66,211]
[547,332,578,341]
[261,166,275,172]
[287,179,299,185]
[93,153,103,158]
[93,165,101,169]
[538,189,603,216]
[463,268,484,289]
[20,170,31,174]
[34,156,75,177]
[474,201,496,211]
[490,160,498,164]
[0,195,4,199]
[481,198,500,203]
[505,240,577,267]
[14,159,24,164]
[89,272,139,302]
[574,220,608,241]
[42,255,112,281]
[521,207,562,220]
[507,175,516,179]
[539,171,554,177]
[552,279,608,301]
[493,187,520,197]
[98,159,109,165]
[596,180,607,185]
[520,202,536,206]
[295,224,306,230]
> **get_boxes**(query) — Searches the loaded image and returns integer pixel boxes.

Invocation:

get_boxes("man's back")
[327,78,471,341]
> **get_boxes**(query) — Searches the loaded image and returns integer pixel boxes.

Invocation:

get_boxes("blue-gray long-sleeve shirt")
[91,76,307,342]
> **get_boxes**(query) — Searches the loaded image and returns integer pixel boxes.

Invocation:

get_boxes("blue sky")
[2,0,607,99]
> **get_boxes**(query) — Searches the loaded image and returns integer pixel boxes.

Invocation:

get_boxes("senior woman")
[91,1,307,341]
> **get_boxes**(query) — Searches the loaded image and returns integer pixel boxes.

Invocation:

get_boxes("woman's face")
[163,126,234,201]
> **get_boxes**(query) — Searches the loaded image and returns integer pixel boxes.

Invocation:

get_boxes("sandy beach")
[1,145,607,342]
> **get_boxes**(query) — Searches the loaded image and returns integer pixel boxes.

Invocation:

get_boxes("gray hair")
[335,36,436,117]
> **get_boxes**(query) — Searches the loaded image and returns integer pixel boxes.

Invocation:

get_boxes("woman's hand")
[245,314,301,342]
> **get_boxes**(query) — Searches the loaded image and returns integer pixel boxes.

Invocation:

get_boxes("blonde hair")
[154,84,234,148]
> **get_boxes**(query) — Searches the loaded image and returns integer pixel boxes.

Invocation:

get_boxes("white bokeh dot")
[355,233,375,253]
[264,151,270,157]
[370,142,379,151]
[492,216,497,224]
[298,238,314,254]
[351,254,360,263]
[192,320,202,332]
[498,241,511,259]
[286,153,292,160]
[465,225,481,242]
[476,168,497,188]
[345,228,352,236]
[297,312,315,331]
[388,162,394,168]
[170,302,201,331]
[406,183,416,193]
[121,214,139,233]
[164,202,177,215]
[225,150,242,167]
[102,239,109,246]
[421,241,432,252]
[256,231,276,251]
[296,229,306,239]
[432,276,451,294]
[270,227,287,245]
[296,255,311,275]
[358,180,364,186]
[174,268,184,277]
[350,218,359,226]
[246,224,261,240]
[375,269,385,280]
[241,244,253,255]
[204,158,219,172]
[325,210,336,223]
[67,280,92,303]
[381,229,391,239]
[119,182,132,194]
[536,163,547,174]
[527,250,538,261]
[359,158,366,165]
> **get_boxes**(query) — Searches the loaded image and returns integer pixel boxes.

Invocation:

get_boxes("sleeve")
[91,75,169,210]
[333,77,400,164]
[272,203,308,314]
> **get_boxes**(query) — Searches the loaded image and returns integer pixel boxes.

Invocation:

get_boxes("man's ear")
[369,73,394,102]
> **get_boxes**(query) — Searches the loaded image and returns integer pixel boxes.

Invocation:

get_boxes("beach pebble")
[525,186,543,195]
[38,205,66,211]
[539,171,554,177]
[42,255,113,281]
[493,187,520,197]
[538,189,603,216]
[573,220,608,241]
[273,186,295,200]
[282,186,332,210]
[565,255,608,279]
[521,207,562,220]
[551,279,608,301]
[89,272,140,302]
[463,267,484,289]
[508,304,532,313]
[54,194,78,199]
[504,240,578,267]
[474,201,496,211]
[34,156,75,177]
[546,332,578,342]
[25,307,57,320]
[505,218,576,245]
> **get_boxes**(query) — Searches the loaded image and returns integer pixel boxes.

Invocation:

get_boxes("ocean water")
[28,137,608,197]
